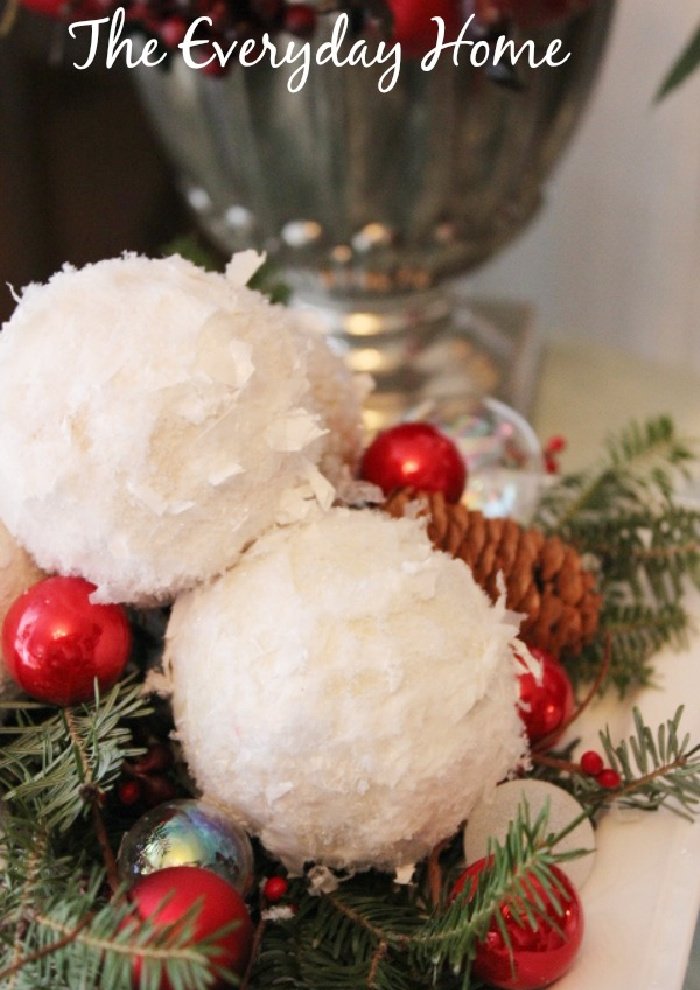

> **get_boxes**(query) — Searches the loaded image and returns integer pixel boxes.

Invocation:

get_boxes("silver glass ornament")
[118,799,254,894]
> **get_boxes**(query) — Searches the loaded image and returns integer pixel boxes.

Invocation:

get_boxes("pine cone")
[381,490,601,658]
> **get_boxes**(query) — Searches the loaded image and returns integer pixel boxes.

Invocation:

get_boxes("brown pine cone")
[381,489,601,658]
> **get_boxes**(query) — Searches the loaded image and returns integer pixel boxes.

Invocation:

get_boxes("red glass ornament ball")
[20,0,112,19]
[518,647,575,746]
[452,858,583,990]
[360,421,466,503]
[128,866,254,988]
[2,575,131,706]
[387,0,461,57]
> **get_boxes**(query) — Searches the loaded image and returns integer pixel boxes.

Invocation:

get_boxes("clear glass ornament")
[118,799,254,895]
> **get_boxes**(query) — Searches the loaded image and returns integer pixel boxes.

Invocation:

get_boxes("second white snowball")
[167,508,528,872]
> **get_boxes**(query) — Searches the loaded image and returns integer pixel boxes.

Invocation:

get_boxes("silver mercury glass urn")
[136,2,614,430]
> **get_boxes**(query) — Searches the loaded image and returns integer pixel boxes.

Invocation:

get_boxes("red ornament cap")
[127,865,254,988]
[360,421,466,503]
[452,858,584,990]
[518,647,575,746]
[1,575,131,706]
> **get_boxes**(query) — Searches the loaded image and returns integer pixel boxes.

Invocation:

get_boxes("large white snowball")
[166,509,527,871]
[0,521,44,697]
[0,253,363,604]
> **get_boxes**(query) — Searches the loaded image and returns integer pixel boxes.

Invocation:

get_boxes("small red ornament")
[579,749,604,777]
[127,866,254,988]
[596,767,621,790]
[2,576,131,707]
[452,859,584,990]
[360,421,466,503]
[283,3,316,37]
[387,0,461,57]
[263,875,289,903]
[518,647,575,746]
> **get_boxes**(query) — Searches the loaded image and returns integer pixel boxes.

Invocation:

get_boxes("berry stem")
[240,916,267,990]
[64,708,120,894]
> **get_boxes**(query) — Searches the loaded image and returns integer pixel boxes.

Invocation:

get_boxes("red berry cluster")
[579,749,621,790]
[543,434,567,474]
[117,742,179,810]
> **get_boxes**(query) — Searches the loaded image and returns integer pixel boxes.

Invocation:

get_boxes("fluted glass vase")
[136,3,614,425]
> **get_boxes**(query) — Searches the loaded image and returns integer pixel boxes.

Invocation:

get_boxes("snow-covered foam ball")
[298,320,371,487]
[0,252,354,604]
[0,522,44,697]
[166,509,527,872]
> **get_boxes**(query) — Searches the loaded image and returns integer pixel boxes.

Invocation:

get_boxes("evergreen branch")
[656,20,700,101]
[599,706,700,818]
[0,678,150,832]
[536,416,694,534]
[63,706,120,893]
[571,601,689,694]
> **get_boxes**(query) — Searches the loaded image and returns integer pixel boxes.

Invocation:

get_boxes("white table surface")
[530,338,700,990]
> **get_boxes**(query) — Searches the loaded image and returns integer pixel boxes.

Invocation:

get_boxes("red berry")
[545,434,567,454]
[282,3,316,37]
[517,647,575,746]
[596,768,621,790]
[2,576,131,707]
[360,422,466,503]
[118,779,143,806]
[579,750,604,777]
[263,875,289,903]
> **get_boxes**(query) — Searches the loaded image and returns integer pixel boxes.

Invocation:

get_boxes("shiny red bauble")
[388,0,461,57]
[20,0,113,19]
[360,422,466,502]
[127,866,254,989]
[2,576,131,706]
[517,647,575,746]
[452,859,583,990]
[475,0,595,29]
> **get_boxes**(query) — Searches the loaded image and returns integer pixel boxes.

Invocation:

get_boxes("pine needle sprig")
[572,600,689,692]
[537,416,695,532]
[598,705,700,819]
[1,882,237,990]
[0,678,151,832]
[535,415,700,691]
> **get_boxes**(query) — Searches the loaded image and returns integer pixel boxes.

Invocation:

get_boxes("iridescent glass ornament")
[118,799,254,895]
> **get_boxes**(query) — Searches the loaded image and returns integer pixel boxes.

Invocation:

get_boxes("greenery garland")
[1,415,700,988]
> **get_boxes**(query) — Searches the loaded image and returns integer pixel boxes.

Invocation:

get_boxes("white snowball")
[0,252,364,604]
[167,509,527,871]
[0,521,44,697]
[298,320,371,487]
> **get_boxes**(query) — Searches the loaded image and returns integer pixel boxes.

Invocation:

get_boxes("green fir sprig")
[0,684,241,990]
[0,679,149,832]
[536,416,700,691]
